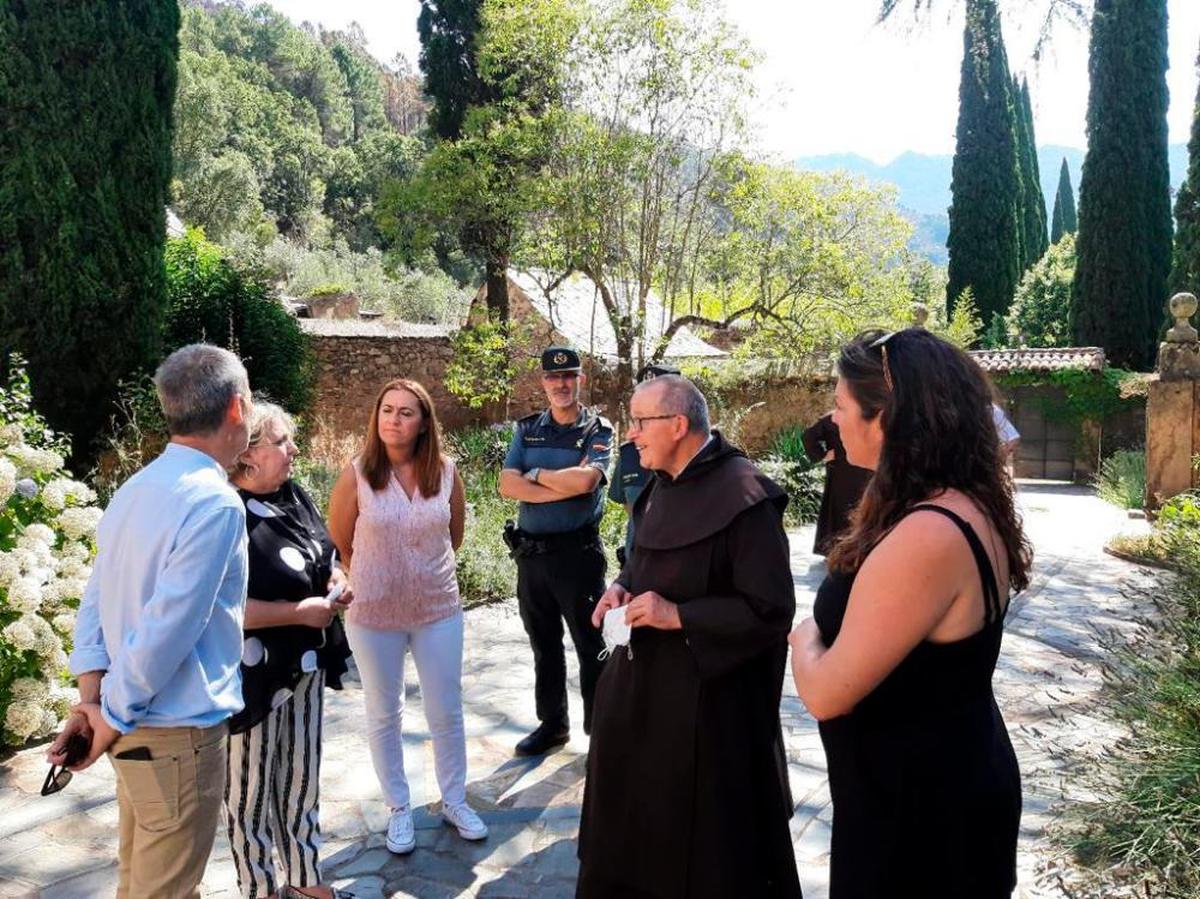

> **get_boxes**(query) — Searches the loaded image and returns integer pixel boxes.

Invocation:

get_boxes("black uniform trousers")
[516,541,607,732]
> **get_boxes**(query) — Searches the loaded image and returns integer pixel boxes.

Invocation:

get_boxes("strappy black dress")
[813,505,1021,898]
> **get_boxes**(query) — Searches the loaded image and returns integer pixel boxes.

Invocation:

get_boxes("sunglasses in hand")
[42,731,89,796]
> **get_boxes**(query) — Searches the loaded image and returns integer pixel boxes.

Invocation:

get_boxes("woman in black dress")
[225,401,354,899]
[789,329,1031,898]
[801,413,873,555]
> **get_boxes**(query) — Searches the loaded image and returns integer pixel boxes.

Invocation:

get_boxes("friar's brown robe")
[577,431,802,899]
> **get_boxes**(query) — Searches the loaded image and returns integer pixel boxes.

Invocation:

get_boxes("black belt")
[513,525,601,557]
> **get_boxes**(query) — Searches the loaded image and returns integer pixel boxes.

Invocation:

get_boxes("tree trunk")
[485,256,510,321]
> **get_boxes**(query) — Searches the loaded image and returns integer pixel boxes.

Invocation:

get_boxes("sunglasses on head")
[870,331,897,392]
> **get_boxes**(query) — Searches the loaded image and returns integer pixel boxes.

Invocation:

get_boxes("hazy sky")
[268,0,1200,165]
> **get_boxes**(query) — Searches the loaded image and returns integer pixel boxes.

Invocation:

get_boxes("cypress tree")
[946,0,1024,329]
[1050,157,1077,244]
[1015,77,1048,270]
[0,1,178,462]
[1071,0,1172,370]
[1170,40,1200,298]
[417,0,497,141]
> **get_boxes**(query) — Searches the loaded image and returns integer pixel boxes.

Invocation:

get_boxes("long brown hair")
[827,328,1033,592]
[360,379,445,498]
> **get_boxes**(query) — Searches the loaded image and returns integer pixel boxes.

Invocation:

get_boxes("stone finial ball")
[910,301,930,327]
[1170,292,1198,321]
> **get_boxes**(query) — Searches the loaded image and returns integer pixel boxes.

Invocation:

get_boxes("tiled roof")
[969,347,1106,373]
[298,318,450,339]
[509,270,727,362]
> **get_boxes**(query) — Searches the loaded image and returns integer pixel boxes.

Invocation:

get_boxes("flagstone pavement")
[0,483,1158,898]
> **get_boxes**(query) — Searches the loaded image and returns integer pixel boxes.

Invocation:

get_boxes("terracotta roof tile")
[969,347,1105,373]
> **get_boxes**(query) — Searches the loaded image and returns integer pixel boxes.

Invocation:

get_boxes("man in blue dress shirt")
[49,344,253,898]
[499,346,613,756]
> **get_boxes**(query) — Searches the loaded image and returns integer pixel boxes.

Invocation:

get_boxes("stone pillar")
[1146,292,1200,510]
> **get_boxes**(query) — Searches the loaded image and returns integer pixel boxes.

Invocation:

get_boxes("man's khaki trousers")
[108,722,227,899]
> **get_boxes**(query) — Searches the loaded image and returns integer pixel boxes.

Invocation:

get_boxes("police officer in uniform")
[608,362,680,565]
[499,346,613,756]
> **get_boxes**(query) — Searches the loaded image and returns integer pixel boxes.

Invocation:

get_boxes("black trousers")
[516,541,607,731]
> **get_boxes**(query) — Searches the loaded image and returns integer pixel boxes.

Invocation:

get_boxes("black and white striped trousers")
[224,670,325,898]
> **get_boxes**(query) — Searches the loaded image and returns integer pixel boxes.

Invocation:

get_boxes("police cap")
[541,346,582,372]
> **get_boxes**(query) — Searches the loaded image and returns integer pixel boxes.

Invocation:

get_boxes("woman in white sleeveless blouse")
[328,379,487,854]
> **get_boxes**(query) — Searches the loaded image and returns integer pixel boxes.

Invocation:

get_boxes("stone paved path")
[0,484,1155,898]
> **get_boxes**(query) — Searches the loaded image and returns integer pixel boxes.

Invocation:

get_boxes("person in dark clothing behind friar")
[802,412,873,555]
[499,346,613,757]
[608,362,680,565]
[581,375,801,899]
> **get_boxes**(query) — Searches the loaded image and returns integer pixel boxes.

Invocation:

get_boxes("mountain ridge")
[797,145,1189,265]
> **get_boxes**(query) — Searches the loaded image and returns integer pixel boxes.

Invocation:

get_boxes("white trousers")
[346,611,467,810]
[225,670,324,899]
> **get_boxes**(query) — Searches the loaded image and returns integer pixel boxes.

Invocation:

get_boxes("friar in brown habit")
[577,375,802,899]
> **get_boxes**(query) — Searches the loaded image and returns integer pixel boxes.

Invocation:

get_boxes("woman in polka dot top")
[226,400,354,899]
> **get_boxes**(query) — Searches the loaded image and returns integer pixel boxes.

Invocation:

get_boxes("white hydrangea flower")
[0,423,23,447]
[39,481,66,511]
[6,445,63,478]
[65,479,96,505]
[2,617,37,651]
[60,541,92,563]
[52,611,77,635]
[56,557,91,581]
[11,547,37,573]
[38,477,95,512]
[57,507,102,541]
[39,643,68,672]
[0,456,15,505]
[6,576,43,613]
[38,708,59,737]
[10,677,49,703]
[0,552,20,588]
[4,699,43,742]
[65,577,89,600]
[18,523,56,550]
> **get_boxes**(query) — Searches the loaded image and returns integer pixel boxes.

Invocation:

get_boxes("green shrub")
[448,426,518,606]
[165,230,315,416]
[756,454,823,527]
[1060,491,1200,895]
[245,237,472,325]
[1006,233,1075,348]
[768,426,810,464]
[1095,448,1146,510]
[306,283,351,298]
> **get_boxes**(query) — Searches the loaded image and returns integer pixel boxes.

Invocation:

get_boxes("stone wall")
[302,320,479,438]
[302,317,624,440]
[710,376,834,455]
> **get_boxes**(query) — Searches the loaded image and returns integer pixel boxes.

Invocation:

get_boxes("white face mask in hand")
[599,605,632,660]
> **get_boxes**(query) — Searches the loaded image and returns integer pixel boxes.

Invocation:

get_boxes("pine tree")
[1015,77,1048,270]
[0,0,178,461]
[1071,0,1172,370]
[1050,157,1077,244]
[1170,40,1200,299]
[946,0,1024,327]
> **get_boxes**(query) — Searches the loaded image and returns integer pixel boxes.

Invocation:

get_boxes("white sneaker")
[386,806,416,854]
[441,802,488,841]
